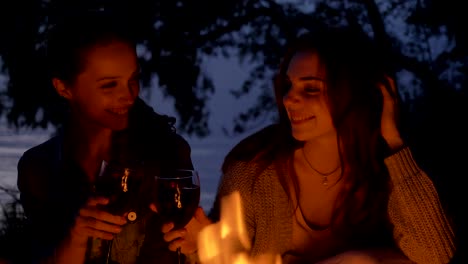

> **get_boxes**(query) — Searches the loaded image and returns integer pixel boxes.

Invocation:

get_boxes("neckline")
[284,155,332,232]
[297,203,330,231]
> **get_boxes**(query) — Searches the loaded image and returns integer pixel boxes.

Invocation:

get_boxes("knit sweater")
[213,147,455,264]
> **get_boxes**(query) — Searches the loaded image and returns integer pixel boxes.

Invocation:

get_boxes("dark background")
[0,0,466,262]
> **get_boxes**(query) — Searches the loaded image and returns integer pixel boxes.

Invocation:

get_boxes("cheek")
[73,97,100,115]
[311,95,329,109]
[314,99,334,125]
[282,99,290,112]
[132,85,140,98]
[320,110,335,130]
[302,96,324,112]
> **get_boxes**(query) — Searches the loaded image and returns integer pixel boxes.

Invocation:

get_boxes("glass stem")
[105,239,114,264]
[177,247,181,264]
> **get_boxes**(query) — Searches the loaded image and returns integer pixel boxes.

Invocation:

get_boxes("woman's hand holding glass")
[159,206,212,255]
[151,169,202,263]
[69,196,127,247]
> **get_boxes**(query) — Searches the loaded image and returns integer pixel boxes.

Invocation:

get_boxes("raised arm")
[385,147,455,263]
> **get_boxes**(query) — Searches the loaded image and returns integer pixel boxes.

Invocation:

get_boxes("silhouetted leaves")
[0,0,467,262]
[0,0,466,140]
[0,187,26,262]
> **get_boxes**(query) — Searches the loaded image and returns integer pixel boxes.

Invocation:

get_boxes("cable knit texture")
[385,147,455,263]
[214,147,455,263]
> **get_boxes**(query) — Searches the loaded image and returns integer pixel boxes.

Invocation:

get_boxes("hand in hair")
[379,75,404,151]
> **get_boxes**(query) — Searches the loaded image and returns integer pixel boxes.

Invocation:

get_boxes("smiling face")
[282,50,336,142]
[54,40,140,132]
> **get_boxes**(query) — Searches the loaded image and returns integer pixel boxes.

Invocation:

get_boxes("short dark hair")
[46,10,136,83]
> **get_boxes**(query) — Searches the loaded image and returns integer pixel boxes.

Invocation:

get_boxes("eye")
[129,75,140,84]
[303,79,325,94]
[304,86,321,94]
[101,81,117,89]
[281,77,292,95]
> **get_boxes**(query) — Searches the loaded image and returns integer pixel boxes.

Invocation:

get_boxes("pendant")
[322,176,329,186]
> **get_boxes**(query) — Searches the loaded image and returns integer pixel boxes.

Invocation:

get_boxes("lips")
[290,115,315,124]
[107,107,130,115]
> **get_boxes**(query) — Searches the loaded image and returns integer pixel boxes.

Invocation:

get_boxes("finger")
[194,207,212,225]
[161,222,175,233]
[168,239,186,252]
[79,207,127,225]
[76,216,124,234]
[379,82,392,99]
[149,203,157,213]
[163,228,187,243]
[174,237,198,255]
[383,75,397,93]
[87,196,109,207]
[82,226,115,240]
[380,77,399,103]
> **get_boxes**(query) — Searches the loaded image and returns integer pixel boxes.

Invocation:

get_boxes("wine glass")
[92,161,142,263]
[154,169,201,264]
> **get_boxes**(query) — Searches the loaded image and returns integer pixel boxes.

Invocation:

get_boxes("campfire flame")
[197,191,282,264]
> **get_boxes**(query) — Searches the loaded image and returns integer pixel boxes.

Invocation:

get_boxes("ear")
[52,78,72,100]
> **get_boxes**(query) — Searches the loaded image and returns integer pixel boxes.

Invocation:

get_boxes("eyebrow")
[96,70,141,82]
[96,76,118,81]
[298,76,325,82]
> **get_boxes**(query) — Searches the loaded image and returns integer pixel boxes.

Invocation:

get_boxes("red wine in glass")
[95,162,141,219]
[154,169,200,263]
[91,161,141,263]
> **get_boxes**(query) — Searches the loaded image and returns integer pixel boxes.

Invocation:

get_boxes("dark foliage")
[0,0,466,262]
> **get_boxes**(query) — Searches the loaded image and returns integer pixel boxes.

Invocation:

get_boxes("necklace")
[301,148,340,186]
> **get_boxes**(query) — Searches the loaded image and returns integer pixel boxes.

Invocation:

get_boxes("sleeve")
[385,147,455,264]
[17,152,47,223]
[17,151,66,263]
[208,160,256,245]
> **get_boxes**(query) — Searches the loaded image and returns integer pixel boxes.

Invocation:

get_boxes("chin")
[291,129,323,142]
[109,118,130,131]
[115,123,129,131]
[291,130,310,142]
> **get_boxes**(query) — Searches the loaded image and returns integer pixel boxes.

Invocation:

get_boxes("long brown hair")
[224,25,394,246]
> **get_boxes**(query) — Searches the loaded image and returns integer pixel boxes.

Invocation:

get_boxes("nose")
[118,83,137,105]
[283,89,301,106]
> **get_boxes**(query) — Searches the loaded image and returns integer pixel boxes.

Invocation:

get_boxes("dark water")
[0,123,243,211]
